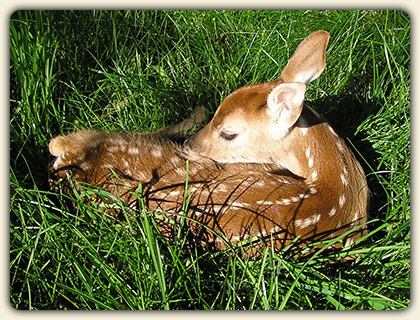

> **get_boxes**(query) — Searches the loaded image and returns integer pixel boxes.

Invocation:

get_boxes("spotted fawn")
[49,30,368,257]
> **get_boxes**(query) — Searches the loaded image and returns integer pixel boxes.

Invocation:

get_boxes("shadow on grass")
[311,89,389,243]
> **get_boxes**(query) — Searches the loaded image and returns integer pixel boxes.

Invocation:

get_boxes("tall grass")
[10,10,410,310]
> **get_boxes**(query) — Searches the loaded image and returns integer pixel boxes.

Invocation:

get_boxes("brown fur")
[48,30,368,257]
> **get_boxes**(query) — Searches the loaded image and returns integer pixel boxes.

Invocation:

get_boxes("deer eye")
[220,131,238,141]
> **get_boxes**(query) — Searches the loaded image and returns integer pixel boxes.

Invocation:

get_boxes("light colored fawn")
[49,30,368,257]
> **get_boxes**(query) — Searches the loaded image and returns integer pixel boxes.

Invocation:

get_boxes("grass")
[10,10,410,310]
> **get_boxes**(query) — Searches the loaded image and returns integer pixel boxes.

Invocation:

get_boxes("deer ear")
[280,30,330,84]
[267,83,306,129]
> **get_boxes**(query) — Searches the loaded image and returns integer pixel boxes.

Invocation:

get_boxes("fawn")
[49,30,368,257]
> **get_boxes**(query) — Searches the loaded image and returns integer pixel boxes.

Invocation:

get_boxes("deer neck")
[277,105,349,191]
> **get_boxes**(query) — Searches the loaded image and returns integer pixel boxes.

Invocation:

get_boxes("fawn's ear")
[280,30,330,84]
[266,82,306,129]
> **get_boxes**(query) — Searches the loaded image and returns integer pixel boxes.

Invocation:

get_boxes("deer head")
[185,30,330,177]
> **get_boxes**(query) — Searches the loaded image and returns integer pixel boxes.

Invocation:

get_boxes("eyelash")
[220,132,238,141]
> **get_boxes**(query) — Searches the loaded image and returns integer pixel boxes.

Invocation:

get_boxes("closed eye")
[220,131,238,141]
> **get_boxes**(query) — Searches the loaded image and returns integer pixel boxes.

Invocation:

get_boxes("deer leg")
[155,106,208,139]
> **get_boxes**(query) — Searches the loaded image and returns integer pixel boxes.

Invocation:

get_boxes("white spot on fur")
[277,198,291,205]
[339,194,346,208]
[300,127,308,135]
[308,157,314,168]
[108,145,122,153]
[168,190,181,197]
[266,225,281,234]
[175,167,186,176]
[189,186,199,193]
[291,196,300,202]
[128,147,139,155]
[340,173,349,186]
[301,247,311,255]
[80,162,91,171]
[216,185,228,193]
[309,186,317,194]
[231,235,244,243]
[299,193,310,199]
[213,205,229,214]
[151,147,162,158]
[117,142,127,153]
[336,140,345,153]
[310,170,318,181]
[305,147,314,169]
[169,157,181,166]
[231,201,251,207]
[353,211,360,223]
[256,200,274,206]
[295,214,321,229]
[257,229,267,238]
[328,207,337,217]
